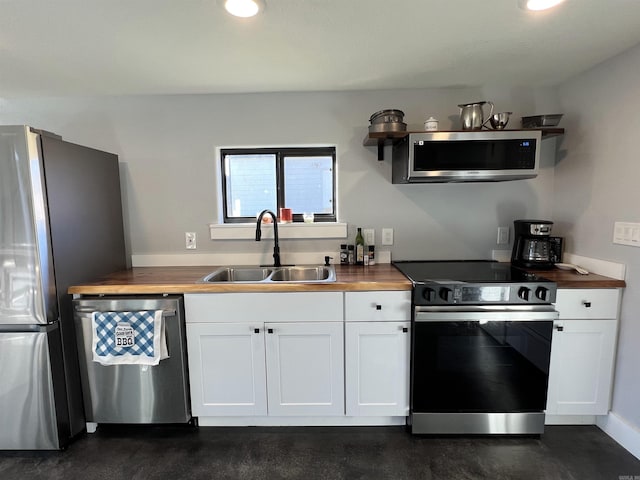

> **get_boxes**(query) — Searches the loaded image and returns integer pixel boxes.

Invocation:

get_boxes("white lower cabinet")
[186,322,267,416]
[185,292,345,418]
[344,321,410,416]
[546,318,618,416]
[546,289,620,418]
[185,290,412,423]
[265,322,344,416]
[344,291,411,417]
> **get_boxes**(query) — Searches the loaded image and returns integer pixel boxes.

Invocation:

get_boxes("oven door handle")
[414,307,559,323]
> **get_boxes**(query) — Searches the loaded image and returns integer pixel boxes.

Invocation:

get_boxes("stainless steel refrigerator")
[0,125,126,449]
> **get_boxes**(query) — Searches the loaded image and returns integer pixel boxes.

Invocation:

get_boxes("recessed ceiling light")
[224,0,264,18]
[519,0,565,11]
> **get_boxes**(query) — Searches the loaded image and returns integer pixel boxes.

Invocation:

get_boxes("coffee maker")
[511,220,563,269]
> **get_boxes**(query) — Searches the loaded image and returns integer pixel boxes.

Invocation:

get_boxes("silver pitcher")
[458,101,494,130]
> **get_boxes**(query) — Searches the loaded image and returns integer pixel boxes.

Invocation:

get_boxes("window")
[221,146,336,223]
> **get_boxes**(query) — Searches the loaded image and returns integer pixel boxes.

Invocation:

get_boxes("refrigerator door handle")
[26,129,58,324]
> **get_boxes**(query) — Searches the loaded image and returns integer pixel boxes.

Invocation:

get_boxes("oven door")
[411,306,558,434]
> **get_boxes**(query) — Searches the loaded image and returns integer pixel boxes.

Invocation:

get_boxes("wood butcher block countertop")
[68,263,625,296]
[68,264,413,295]
[522,268,626,289]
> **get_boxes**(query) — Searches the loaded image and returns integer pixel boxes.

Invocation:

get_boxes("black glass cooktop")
[392,260,550,284]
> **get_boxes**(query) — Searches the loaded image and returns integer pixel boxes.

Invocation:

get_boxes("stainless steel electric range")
[392,260,559,435]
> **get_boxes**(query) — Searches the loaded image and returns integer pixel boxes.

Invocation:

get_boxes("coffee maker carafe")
[511,220,559,269]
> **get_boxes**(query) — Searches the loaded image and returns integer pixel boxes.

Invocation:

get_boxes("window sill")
[209,222,348,240]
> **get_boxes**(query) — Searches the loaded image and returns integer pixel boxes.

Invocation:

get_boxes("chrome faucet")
[255,209,281,267]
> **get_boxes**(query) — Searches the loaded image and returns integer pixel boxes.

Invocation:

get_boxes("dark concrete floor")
[1,425,639,480]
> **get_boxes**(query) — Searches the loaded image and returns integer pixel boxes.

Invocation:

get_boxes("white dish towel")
[92,310,169,366]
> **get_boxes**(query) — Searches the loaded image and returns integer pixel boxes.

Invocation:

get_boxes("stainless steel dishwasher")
[73,295,191,431]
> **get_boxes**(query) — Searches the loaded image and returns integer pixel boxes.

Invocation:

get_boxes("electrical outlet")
[363,228,375,245]
[381,228,394,246]
[185,232,197,249]
[497,226,509,245]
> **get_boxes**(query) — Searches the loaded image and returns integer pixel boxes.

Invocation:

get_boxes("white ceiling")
[2,0,640,97]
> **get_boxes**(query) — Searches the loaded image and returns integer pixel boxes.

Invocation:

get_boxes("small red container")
[279,208,293,223]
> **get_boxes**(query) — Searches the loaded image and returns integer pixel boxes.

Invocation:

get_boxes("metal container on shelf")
[521,114,564,128]
[458,101,494,130]
[368,109,406,133]
[489,112,512,130]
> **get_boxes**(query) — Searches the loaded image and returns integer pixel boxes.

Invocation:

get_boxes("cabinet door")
[345,322,410,416]
[186,323,267,416]
[265,322,344,416]
[546,319,617,415]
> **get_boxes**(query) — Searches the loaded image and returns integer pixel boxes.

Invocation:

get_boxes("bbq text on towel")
[92,310,168,366]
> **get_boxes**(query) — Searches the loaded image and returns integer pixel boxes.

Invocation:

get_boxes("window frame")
[220,146,337,224]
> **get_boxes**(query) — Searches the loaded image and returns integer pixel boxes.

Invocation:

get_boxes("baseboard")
[196,416,407,427]
[545,414,596,425]
[597,412,640,460]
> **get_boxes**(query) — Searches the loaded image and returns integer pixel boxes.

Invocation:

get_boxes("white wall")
[0,86,559,265]
[557,43,640,430]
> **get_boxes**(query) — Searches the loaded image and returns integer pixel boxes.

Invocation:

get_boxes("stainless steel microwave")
[391,130,542,183]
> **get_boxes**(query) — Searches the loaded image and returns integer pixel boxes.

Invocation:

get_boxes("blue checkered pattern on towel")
[94,311,157,358]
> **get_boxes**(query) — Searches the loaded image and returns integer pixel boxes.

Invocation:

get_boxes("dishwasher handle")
[74,308,177,317]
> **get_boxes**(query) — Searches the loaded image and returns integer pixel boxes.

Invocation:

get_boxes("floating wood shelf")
[363,128,565,161]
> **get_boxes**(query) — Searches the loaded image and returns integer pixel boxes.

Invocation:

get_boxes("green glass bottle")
[355,227,365,265]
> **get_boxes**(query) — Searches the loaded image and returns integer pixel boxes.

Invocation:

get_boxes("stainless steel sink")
[269,266,333,282]
[199,265,336,284]
[201,267,273,283]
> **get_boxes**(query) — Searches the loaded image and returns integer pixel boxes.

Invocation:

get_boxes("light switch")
[381,228,394,246]
[497,226,509,245]
[613,222,640,247]
[363,228,375,245]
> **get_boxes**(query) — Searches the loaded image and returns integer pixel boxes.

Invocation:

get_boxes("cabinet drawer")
[345,291,411,321]
[185,292,343,323]
[554,289,619,319]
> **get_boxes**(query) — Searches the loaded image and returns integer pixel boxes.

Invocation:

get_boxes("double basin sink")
[199,265,336,284]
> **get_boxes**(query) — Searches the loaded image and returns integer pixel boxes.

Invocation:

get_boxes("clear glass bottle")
[347,245,355,265]
[355,228,365,265]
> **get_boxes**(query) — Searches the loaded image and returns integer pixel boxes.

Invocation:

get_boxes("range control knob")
[422,287,436,303]
[439,287,453,303]
[535,287,549,301]
[518,287,531,301]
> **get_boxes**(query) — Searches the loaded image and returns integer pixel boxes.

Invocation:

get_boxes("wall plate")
[613,222,640,247]
[186,232,197,249]
[382,228,394,246]
[363,228,375,245]
[497,226,509,245]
